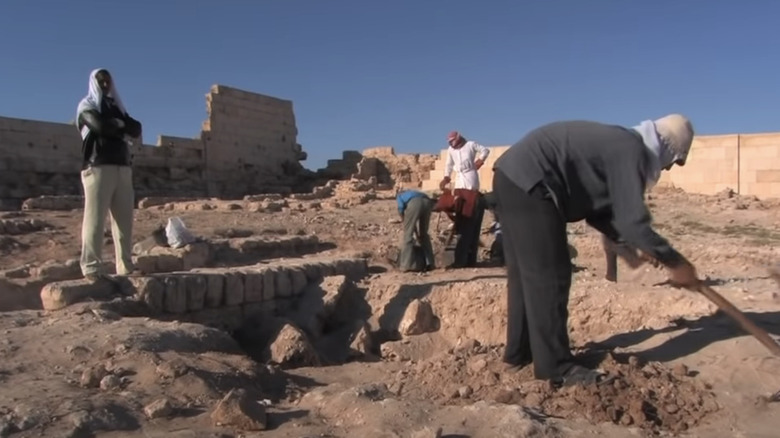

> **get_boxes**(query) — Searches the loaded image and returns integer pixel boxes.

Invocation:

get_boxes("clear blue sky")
[1,1,779,170]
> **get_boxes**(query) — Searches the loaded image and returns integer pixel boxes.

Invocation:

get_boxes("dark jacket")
[77,98,142,169]
[494,120,683,267]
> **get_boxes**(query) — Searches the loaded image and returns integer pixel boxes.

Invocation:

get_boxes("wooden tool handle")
[696,283,780,356]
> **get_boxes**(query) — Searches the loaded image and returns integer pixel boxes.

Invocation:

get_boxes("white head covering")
[632,113,694,188]
[75,68,129,141]
[76,68,127,121]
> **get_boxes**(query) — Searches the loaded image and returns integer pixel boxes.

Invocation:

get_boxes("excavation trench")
[227,271,726,434]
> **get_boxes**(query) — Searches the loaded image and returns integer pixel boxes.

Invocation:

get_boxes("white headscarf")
[76,68,128,139]
[632,115,693,189]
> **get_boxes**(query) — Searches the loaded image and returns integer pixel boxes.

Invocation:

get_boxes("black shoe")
[552,365,615,388]
[503,360,532,372]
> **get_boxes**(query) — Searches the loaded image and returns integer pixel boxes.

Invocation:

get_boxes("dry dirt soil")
[1,185,779,438]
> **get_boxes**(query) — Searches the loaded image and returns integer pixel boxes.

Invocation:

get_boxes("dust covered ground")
[1,185,779,437]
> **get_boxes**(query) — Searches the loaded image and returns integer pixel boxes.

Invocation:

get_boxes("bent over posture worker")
[492,114,701,386]
[76,68,143,281]
[397,190,435,272]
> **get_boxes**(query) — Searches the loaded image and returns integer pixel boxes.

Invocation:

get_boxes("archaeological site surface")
[0,180,778,437]
[1,85,780,437]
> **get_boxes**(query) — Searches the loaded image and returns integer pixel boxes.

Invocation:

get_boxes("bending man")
[492,114,700,386]
[397,190,435,272]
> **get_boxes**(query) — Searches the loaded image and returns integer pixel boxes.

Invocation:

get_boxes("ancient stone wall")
[318,146,437,190]
[419,133,780,198]
[39,254,369,334]
[202,85,307,197]
[0,85,308,207]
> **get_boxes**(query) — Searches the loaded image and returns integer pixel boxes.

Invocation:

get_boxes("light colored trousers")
[80,165,135,276]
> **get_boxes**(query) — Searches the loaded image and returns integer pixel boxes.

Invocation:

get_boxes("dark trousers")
[454,196,484,267]
[399,197,435,271]
[493,169,575,380]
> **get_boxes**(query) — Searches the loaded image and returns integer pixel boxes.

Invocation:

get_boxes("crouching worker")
[76,68,143,281]
[396,190,436,272]
[492,114,701,387]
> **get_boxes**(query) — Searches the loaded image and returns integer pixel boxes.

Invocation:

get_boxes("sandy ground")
[0,185,779,437]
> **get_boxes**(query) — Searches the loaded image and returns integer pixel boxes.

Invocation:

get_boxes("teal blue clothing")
[397,190,428,215]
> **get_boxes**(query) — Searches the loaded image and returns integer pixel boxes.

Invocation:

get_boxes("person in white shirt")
[439,131,491,191]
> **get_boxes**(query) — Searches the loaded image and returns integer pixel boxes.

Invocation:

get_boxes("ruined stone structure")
[319,146,438,190]
[0,85,308,208]
[419,133,780,198]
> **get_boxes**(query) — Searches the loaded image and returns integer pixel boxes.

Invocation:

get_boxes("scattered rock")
[211,389,267,431]
[399,299,437,336]
[458,385,473,398]
[12,404,46,431]
[99,374,122,391]
[80,364,108,388]
[156,358,189,380]
[144,398,174,419]
[269,323,320,368]
[348,320,375,358]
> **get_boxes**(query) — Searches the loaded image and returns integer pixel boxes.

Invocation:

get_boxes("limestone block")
[22,195,83,211]
[274,268,293,298]
[336,258,368,279]
[133,255,158,275]
[162,276,187,314]
[40,279,117,311]
[243,271,264,303]
[299,262,322,283]
[204,274,224,308]
[261,268,276,301]
[230,238,259,253]
[301,234,319,249]
[120,276,164,314]
[320,275,349,319]
[30,259,81,282]
[318,261,336,277]
[288,267,308,297]
[155,254,184,273]
[181,242,212,270]
[223,272,245,306]
[185,274,207,311]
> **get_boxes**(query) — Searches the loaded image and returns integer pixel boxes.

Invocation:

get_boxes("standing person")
[492,114,701,386]
[439,131,489,267]
[396,190,435,272]
[439,131,490,191]
[76,68,143,281]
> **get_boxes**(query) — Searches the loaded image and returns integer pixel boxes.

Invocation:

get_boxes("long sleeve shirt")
[444,141,490,190]
[494,120,684,267]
